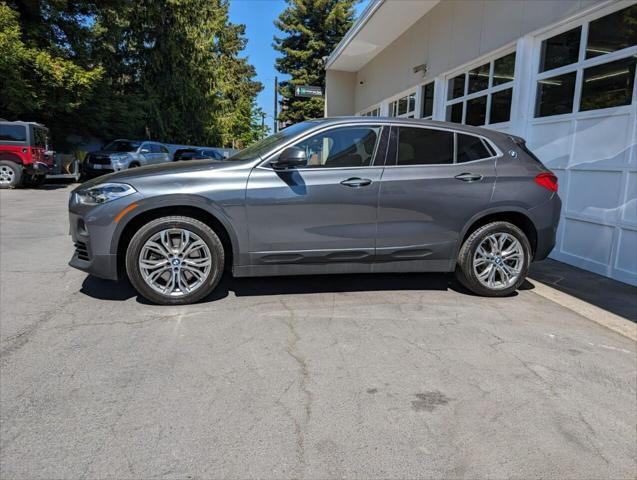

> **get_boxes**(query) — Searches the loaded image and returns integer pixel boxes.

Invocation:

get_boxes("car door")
[159,144,171,163]
[376,125,497,270]
[245,124,389,268]
[138,142,153,165]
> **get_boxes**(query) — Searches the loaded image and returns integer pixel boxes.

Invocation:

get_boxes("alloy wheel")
[0,165,15,185]
[473,232,524,290]
[139,228,212,297]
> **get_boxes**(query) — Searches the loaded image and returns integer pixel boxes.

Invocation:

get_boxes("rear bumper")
[530,194,562,261]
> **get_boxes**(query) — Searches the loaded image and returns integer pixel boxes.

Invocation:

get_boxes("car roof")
[303,117,511,142]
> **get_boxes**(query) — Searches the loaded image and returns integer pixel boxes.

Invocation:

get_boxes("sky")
[228,0,370,131]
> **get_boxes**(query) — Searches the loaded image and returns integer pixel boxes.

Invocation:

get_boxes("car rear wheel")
[125,216,225,305]
[455,221,531,297]
[0,161,22,189]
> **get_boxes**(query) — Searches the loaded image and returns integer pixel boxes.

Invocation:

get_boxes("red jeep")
[0,121,54,188]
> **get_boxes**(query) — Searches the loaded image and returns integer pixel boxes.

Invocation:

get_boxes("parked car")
[83,140,171,177]
[173,147,224,161]
[0,121,53,188]
[68,118,561,305]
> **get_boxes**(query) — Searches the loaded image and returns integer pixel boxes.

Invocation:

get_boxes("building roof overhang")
[326,0,440,72]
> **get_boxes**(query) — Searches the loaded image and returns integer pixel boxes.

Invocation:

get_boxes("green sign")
[295,85,323,98]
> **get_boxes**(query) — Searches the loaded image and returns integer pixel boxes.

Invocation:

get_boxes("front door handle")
[340,177,372,188]
[454,172,483,182]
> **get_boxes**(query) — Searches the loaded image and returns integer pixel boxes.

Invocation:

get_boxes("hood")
[75,159,249,191]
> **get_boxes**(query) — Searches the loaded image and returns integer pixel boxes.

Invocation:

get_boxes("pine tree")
[273,0,356,125]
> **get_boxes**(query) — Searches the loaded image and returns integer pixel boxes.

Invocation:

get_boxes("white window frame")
[528,0,637,125]
[443,43,518,128]
[358,105,381,117]
[386,88,417,118]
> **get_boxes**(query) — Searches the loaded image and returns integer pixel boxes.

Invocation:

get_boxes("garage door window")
[420,82,435,119]
[361,107,380,117]
[389,92,416,118]
[445,50,516,127]
[534,5,637,118]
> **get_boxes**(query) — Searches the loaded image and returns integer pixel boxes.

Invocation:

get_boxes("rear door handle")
[454,172,483,182]
[340,177,372,187]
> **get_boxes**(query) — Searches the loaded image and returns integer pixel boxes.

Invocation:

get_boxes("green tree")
[273,0,355,125]
[0,1,102,143]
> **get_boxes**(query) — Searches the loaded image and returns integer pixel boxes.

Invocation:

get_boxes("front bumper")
[68,192,143,281]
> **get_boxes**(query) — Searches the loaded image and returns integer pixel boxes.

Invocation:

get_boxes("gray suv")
[69,118,561,305]
[84,139,171,177]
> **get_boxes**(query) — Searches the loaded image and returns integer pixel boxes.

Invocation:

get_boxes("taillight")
[535,172,558,192]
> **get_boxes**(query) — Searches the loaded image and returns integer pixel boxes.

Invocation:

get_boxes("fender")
[0,152,24,165]
[454,204,537,258]
[109,193,242,265]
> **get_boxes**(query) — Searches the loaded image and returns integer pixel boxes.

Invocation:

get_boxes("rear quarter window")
[0,125,27,142]
[456,133,492,163]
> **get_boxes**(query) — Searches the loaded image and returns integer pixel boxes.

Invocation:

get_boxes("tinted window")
[150,143,162,153]
[490,88,513,124]
[456,134,491,163]
[448,74,465,99]
[493,52,516,86]
[580,56,636,111]
[0,125,27,142]
[446,102,463,123]
[421,82,435,118]
[33,127,48,148]
[465,96,487,126]
[396,127,454,166]
[539,27,581,72]
[586,5,637,59]
[468,63,490,93]
[535,72,576,117]
[293,126,381,168]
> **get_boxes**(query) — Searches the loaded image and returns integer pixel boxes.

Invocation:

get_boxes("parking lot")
[1,184,636,479]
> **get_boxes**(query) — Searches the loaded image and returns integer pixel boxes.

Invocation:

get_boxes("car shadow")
[80,271,495,304]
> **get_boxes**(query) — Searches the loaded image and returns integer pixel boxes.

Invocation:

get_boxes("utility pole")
[273,76,278,133]
[260,111,266,139]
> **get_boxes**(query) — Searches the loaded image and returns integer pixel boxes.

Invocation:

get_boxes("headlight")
[76,183,136,205]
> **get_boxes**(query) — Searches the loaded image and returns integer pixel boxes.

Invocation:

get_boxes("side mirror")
[270,147,307,170]
[140,148,150,154]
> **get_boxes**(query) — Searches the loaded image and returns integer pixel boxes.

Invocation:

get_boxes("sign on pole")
[295,85,323,98]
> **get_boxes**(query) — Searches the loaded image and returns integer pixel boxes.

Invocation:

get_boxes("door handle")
[454,172,483,182]
[340,177,372,187]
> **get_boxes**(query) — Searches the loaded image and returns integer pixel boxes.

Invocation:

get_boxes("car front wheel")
[455,221,531,297]
[125,216,225,305]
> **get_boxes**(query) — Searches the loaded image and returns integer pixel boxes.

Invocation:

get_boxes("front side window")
[0,125,27,142]
[396,127,454,166]
[293,126,381,168]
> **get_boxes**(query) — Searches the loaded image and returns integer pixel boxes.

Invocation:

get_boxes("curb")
[528,279,637,342]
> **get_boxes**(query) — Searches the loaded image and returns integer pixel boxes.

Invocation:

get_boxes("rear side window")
[0,125,27,142]
[396,127,454,165]
[456,134,492,163]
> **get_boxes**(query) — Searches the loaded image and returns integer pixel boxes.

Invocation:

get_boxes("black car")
[173,147,224,162]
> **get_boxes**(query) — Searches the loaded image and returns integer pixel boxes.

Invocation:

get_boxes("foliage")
[1,0,263,150]
[273,0,355,125]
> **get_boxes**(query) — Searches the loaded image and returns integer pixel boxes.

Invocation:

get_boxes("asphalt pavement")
[1,184,636,479]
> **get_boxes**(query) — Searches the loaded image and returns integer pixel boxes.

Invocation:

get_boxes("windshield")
[228,122,317,161]
[103,140,141,152]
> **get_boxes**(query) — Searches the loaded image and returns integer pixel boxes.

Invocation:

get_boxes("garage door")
[524,3,637,286]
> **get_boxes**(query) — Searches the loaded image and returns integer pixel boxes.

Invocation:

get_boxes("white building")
[325,0,637,286]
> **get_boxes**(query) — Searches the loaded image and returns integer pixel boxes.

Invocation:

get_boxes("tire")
[23,174,47,188]
[125,216,225,305]
[128,162,140,168]
[0,161,22,189]
[455,221,531,297]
